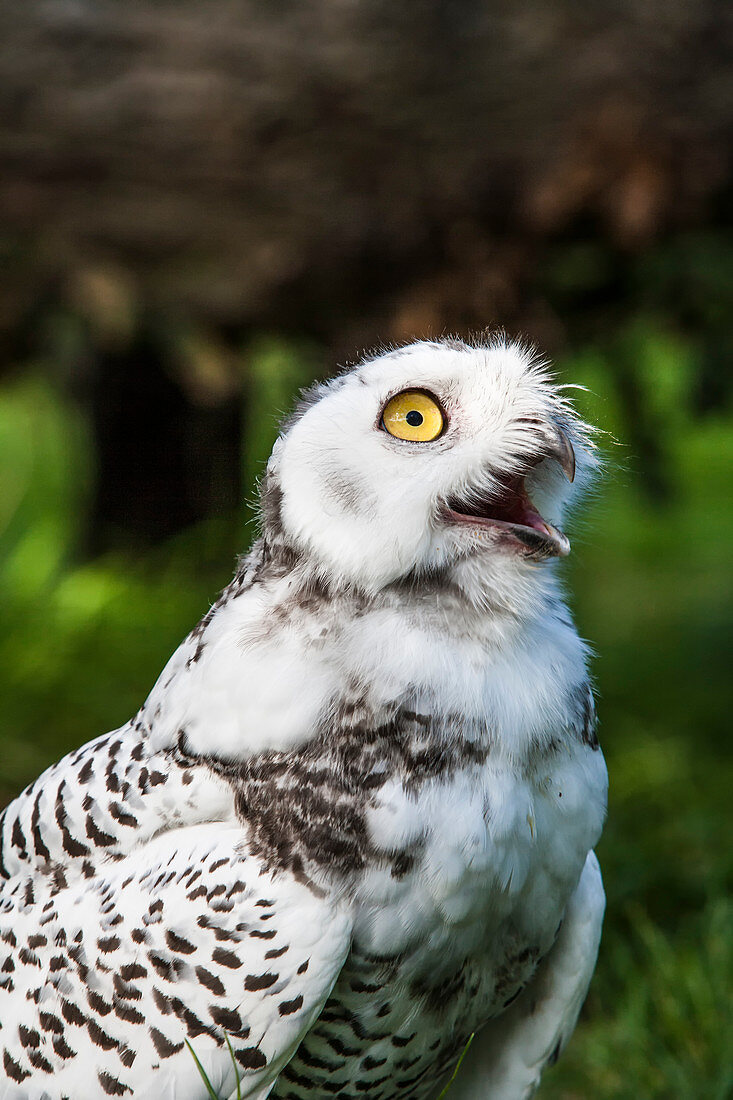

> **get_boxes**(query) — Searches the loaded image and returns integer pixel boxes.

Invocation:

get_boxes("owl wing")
[0,820,352,1100]
[0,718,233,884]
[443,850,605,1100]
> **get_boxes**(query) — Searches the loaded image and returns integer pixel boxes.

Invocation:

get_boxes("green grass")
[436,1034,475,1098]
[542,902,733,1100]
[187,1034,244,1100]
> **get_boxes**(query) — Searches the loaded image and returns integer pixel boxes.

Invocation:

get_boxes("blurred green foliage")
[0,314,731,1097]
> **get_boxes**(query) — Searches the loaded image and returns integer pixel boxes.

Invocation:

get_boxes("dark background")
[0,2,731,1095]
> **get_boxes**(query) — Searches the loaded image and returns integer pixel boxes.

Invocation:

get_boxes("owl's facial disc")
[273,340,596,591]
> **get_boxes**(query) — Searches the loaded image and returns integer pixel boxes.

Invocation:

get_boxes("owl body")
[0,339,608,1099]
[268,588,605,1098]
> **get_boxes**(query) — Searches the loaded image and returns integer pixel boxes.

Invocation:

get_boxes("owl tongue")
[445,475,570,556]
[485,476,548,530]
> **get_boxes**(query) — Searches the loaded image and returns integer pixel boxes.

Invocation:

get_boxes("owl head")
[261,338,597,597]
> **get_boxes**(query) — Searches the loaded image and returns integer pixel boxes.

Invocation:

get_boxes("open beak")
[443,429,575,558]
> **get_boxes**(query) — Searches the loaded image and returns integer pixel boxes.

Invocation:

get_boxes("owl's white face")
[266,339,596,594]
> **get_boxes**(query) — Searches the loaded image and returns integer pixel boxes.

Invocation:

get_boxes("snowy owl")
[0,338,607,1100]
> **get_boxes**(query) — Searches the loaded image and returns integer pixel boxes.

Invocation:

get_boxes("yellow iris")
[381,390,445,442]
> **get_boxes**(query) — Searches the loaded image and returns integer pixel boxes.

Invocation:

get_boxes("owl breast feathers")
[0,338,607,1100]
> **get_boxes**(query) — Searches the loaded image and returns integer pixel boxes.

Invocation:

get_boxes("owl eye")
[381,390,445,442]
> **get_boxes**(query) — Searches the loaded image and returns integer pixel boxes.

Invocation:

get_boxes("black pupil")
[406,410,424,427]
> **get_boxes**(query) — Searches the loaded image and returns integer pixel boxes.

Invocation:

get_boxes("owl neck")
[244,531,567,638]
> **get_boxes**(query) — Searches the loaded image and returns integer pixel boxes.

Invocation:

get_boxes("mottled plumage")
[0,338,607,1099]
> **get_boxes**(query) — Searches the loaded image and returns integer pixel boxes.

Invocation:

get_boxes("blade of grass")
[185,1039,222,1100]
[223,1032,243,1100]
[437,1033,475,1099]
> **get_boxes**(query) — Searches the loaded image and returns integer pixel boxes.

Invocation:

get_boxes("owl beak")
[546,426,576,483]
[443,475,570,558]
[441,424,576,559]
